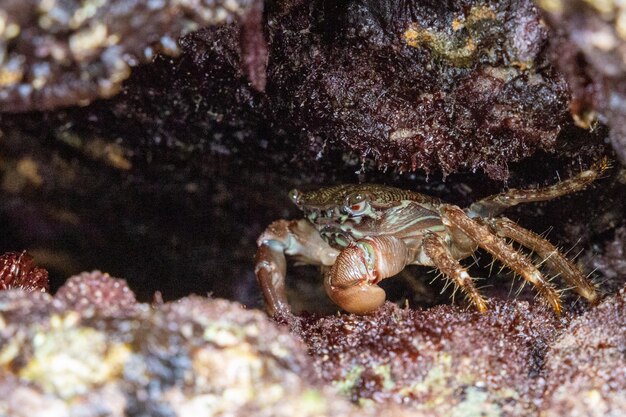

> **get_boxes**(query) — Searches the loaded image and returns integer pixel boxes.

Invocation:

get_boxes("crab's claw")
[254,219,339,317]
[323,244,386,314]
[254,241,290,317]
[324,236,411,314]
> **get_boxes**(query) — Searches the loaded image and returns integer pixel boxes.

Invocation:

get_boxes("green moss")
[455,386,502,417]
[300,389,328,414]
[333,365,364,396]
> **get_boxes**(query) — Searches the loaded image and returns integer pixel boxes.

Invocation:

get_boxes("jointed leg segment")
[421,233,488,312]
[487,217,598,303]
[468,158,610,218]
[255,219,339,316]
[441,205,563,314]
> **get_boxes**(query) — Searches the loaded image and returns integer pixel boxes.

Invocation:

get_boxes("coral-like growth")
[0,251,48,291]
[54,271,137,316]
[295,301,562,415]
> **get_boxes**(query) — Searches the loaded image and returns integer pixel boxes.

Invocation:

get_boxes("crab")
[255,160,608,316]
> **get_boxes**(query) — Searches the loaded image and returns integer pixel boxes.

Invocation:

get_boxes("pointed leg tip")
[581,288,600,305]
[476,301,488,314]
[550,298,563,315]
[593,156,612,173]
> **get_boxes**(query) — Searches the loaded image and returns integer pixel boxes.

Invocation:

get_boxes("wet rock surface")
[1,272,416,417]
[266,0,569,179]
[540,286,626,417]
[1,270,624,416]
[539,0,626,163]
[0,0,264,111]
[295,301,562,415]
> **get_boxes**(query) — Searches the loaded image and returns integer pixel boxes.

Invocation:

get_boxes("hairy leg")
[421,233,488,312]
[468,158,609,218]
[255,219,339,316]
[440,205,562,314]
[487,217,598,303]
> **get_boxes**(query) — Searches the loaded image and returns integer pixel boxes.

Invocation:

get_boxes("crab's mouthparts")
[305,207,347,223]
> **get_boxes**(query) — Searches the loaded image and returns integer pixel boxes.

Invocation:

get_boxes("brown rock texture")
[0,271,419,417]
[295,301,563,415]
[266,0,569,179]
[540,286,626,417]
[1,270,624,416]
[0,0,264,111]
[539,0,626,163]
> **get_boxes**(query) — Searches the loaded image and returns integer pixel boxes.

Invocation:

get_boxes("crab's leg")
[420,234,488,313]
[255,219,339,316]
[440,205,563,314]
[487,217,598,303]
[467,158,609,218]
[325,235,411,314]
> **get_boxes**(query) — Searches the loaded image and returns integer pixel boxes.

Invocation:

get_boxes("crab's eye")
[288,189,301,205]
[348,201,368,215]
[344,193,369,216]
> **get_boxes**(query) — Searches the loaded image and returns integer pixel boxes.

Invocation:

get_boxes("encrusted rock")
[0,272,418,417]
[0,0,265,112]
[295,300,563,415]
[267,0,569,179]
[539,0,626,164]
[540,285,626,417]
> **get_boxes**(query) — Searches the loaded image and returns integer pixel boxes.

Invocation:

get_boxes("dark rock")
[539,0,626,164]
